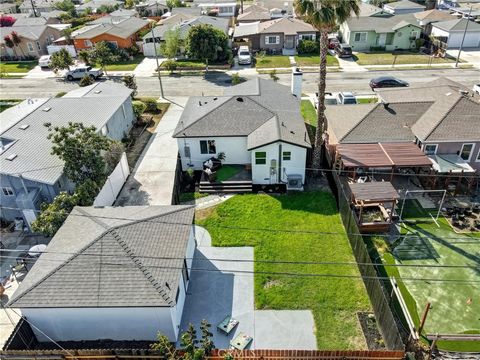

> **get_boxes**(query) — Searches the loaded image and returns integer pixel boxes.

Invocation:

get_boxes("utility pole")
[150,23,164,98]
[30,0,38,17]
[455,6,472,67]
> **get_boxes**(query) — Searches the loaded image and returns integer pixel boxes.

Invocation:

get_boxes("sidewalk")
[115,97,187,206]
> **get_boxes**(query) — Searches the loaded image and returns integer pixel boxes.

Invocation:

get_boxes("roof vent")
[213,97,218,101]
[236,97,244,102]
[6,154,17,161]
[94,90,102,94]
[445,92,452,96]
[42,107,51,112]
[281,122,285,127]
[459,89,469,96]
[290,130,295,134]
[19,124,30,130]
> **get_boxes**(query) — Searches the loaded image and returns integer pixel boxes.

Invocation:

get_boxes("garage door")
[449,32,480,48]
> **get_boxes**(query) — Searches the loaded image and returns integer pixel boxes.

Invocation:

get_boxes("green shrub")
[370,45,386,51]
[143,98,159,113]
[163,59,177,73]
[297,40,319,54]
[231,72,244,85]
[132,100,147,119]
[55,91,67,98]
[79,74,94,87]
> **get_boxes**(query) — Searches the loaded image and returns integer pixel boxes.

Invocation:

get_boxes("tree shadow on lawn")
[271,191,338,216]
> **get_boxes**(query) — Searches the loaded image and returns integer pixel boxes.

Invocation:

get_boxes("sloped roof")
[8,206,195,308]
[259,17,315,35]
[174,78,311,150]
[354,2,384,17]
[159,12,196,26]
[0,83,132,185]
[72,16,149,39]
[238,4,271,21]
[344,13,419,32]
[384,0,425,9]
[11,16,51,26]
[414,9,455,22]
[145,16,229,39]
[0,25,47,41]
[432,18,480,32]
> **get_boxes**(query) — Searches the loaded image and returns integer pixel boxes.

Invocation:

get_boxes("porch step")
[199,181,253,193]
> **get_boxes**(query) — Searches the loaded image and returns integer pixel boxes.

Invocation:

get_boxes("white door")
[22,210,37,228]
[378,33,387,46]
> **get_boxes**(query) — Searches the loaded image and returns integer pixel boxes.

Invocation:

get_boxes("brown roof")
[414,9,455,22]
[259,17,316,35]
[337,142,432,168]
[349,182,399,202]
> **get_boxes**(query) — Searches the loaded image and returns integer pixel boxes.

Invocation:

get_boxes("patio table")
[217,315,239,334]
[229,332,253,350]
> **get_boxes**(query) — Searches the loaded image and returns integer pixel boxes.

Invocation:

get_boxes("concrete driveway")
[179,226,317,350]
[25,65,57,79]
[133,57,165,77]
[447,48,480,69]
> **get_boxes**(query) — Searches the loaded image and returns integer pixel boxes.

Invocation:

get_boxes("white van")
[238,46,252,65]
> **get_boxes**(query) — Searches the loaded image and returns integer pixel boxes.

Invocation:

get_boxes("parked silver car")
[65,66,103,81]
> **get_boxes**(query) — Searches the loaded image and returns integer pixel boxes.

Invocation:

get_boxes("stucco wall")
[103,97,135,141]
[177,136,250,171]
[423,141,480,170]
[22,307,176,342]
[251,142,307,184]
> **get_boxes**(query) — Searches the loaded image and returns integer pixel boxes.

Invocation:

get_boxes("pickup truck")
[65,66,103,81]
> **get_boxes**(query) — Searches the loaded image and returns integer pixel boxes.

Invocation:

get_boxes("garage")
[431,18,480,49]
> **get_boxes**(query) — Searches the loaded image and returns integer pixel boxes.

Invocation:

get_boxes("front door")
[378,33,387,46]
[284,35,295,49]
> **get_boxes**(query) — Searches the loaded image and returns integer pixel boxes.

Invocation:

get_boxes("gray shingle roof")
[0,25,47,41]
[344,13,419,32]
[432,18,480,32]
[73,17,149,39]
[8,205,195,308]
[384,0,425,9]
[174,78,311,150]
[0,83,132,185]
[145,16,229,40]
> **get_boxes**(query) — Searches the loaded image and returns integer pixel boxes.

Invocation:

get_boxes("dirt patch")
[263,279,282,289]
[357,312,386,350]
[195,206,217,222]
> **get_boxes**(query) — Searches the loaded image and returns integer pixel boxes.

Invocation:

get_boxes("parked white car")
[38,55,51,68]
[473,83,480,95]
[314,92,357,108]
[237,46,252,65]
[65,66,103,81]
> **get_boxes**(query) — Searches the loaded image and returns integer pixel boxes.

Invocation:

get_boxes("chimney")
[291,67,302,99]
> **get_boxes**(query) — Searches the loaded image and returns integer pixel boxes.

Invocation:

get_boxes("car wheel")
[67,75,74,81]
[89,74,95,80]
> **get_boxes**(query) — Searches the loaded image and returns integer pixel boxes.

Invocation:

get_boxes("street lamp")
[150,22,164,98]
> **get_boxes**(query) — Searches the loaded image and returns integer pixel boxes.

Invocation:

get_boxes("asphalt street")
[0,67,478,99]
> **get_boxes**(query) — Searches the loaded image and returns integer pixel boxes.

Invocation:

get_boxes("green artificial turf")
[300,99,317,126]
[0,61,37,73]
[294,54,339,67]
[255,55,291,69]
[215,165,241,182]
[102,55,144,71]
[197,192,372,349]
[179,192,208,203]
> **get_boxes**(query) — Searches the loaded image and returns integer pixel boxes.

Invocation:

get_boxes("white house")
[173,77,311,190]
[8,205,196,342]
[430,18,480,48]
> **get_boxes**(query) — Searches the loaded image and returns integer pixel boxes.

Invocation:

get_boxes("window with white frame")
[2,187,14,196]
[424,144,437,155]
[460,143,474,161]
[354,32,367,42]
[410,31,419,39]
[200,140,216,154]
[300,34,314,41]
[27,42,34,52]
[265,35,280,45]
[84,40,93,47]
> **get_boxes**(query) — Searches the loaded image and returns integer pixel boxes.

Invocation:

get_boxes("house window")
[410,31,419,39]
[255,151,267,165]
[265,35,279,45]
[354,32,367,42]
[200,140,216,154]
[27,42,34,52]
[460,143,474,161]
[282,151,291,161]
[36,41,41,50]
[300,34,314,41]
[107,41,118,48]
[50,35,55,42]
[84,40,93,47]
[2,187,14,196]
[424,144,437,155]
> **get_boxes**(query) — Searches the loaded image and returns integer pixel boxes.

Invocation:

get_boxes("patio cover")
[349,181,400,203]
[428,154,475,173]
[337,142,432,168]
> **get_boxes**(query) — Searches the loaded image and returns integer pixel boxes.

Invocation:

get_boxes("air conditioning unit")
[287,174,303,191]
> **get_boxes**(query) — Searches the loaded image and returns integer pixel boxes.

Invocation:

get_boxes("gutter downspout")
[278,143,282,184]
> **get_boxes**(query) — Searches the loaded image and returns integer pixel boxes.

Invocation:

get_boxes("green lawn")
[357,97,378,104]
[355,52,456,65]
[215,165,241,182]
[295,54,339,67]
[374,205,480,352]
[179,192,208,203]
[102,55,144,71]
[0,61,37,73]
[301,99,317,126]
[197,192,372,349]
[255,55,291,69]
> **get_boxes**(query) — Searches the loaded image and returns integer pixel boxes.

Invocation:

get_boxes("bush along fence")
[330,170,406,351]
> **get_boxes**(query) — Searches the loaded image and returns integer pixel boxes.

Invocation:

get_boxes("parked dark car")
[328,36,339,49]
[369,76,409,90]
[334,43,352,58]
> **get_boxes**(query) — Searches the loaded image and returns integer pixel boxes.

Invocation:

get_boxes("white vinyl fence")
[47,45,77,57]
[94,152,130,206]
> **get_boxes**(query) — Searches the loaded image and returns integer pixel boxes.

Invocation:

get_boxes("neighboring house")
[255,0,293,17]
[9,15,60,26]
[135,0,168,16]
[233,17,317,55]
[237,4,271,23]
[18,0,61,14]
[7,205,196,342]
[413,9,457,35]
[143,15,229,56]
[109,8,138,17]
[0,23,67,58]
[325,78,480,172]
[430,18,480,48]
[71,16,149,50]
[383,0,425,14]
[173,78,311,189]
[159,11,197,26]
[76,0,123,14]
[354,2,387,17]
[0,2,17,14]
[0,82,135,228]
[339,14,422,51]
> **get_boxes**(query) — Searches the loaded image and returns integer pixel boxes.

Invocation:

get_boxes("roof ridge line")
[8,206,193,306]
[422,95,463,141]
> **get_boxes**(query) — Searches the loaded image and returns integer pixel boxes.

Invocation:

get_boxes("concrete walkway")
[115,97,187,206]
[337,57,368,72]
[133,57,164,77]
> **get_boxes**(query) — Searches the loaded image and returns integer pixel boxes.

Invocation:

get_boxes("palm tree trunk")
[312,29,329,176]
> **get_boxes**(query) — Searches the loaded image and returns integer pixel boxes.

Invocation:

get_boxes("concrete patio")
[178,226,316,350]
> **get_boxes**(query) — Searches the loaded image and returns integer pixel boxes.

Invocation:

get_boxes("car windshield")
[325,98,337,105]
[343,98,356,104]
[239,51,250,56]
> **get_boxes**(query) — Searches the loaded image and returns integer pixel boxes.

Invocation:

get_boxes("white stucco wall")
[177,136,250,170]
[431,27,480,48]
[22,307,176,342]
[251,142,307,185]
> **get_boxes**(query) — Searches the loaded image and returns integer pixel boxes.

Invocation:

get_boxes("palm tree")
[3,35,17,57]
[10,31,25,58]
[294,0,360,174]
